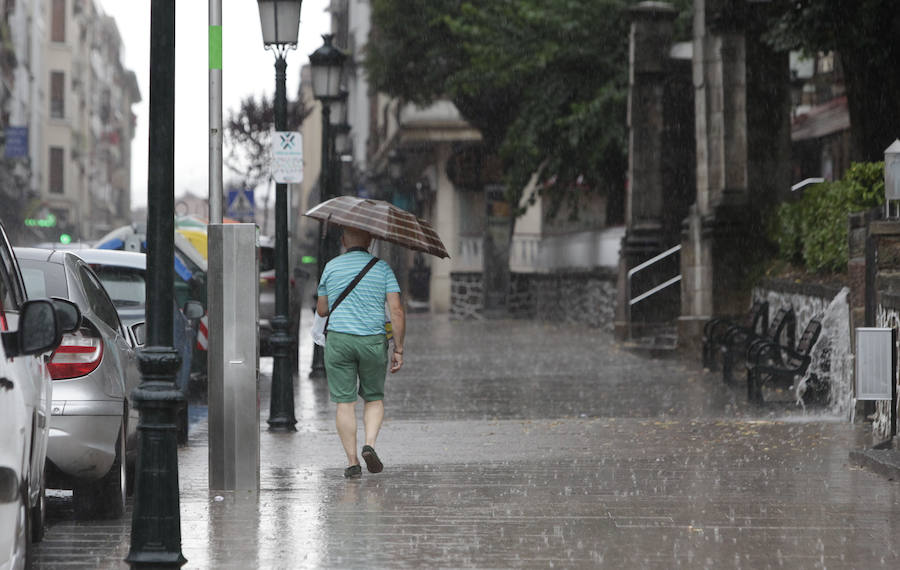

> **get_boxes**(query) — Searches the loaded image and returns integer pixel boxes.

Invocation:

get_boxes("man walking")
[316,226,405,478]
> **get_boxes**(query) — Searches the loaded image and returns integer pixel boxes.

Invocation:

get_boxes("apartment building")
[39,0,139,242]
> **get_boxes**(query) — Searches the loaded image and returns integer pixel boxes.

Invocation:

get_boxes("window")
[50,71,65,118]
[78,264,122,333]
[49,147,64,194]
[0,239,24,331]
[91,266,146,308]
[51,0,66,43]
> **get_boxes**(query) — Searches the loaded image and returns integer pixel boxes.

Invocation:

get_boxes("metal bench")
[745,318,822,404]
[702,300,768,370]
[720,306,795,384]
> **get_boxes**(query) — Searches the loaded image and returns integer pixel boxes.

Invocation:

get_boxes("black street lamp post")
[126,0,186,567]
[258,0,303,432]
[308,34,346,379]
[330,90,350,197]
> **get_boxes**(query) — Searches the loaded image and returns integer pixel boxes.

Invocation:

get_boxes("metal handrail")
[626,245,682,335]
[627,244,681,281]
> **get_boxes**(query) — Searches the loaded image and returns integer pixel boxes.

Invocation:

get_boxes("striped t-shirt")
[317,250,400,336]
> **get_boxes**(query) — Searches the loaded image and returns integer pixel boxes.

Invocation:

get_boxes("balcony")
[458,233,542,273]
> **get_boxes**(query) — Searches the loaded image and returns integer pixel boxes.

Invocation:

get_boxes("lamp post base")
[267,316,297,432]
[127,347,186,569]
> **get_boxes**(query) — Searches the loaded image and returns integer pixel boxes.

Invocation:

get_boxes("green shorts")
[324,331,388,403]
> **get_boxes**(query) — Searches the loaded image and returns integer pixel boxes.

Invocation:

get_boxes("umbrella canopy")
[304,196,449,259]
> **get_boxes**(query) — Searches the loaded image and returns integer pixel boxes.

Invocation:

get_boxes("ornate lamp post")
[308,34,346,379]
[330,90,350,199]
[126,0,185,567]
[257,0,302,432]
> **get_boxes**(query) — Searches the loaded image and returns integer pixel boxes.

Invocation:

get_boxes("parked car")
[0,224,76,568]
[74,249,204,442]
[94,224,210,386]
[14,248,142,520]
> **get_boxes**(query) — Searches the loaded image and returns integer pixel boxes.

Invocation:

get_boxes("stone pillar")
[615,1,678,340]
[870,220,900,442]
[678,0,790,351]
[430,143,456,313]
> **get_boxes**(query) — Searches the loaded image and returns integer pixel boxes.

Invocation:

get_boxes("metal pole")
[126,0,186,567]
[309,102,331,379]
[209,0,223,223]
[267,52,297,431]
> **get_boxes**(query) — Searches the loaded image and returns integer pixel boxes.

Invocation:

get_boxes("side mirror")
[1,299,60,357]
[131,322,146,346]
[182,300,205,320]
[51,297,81,333]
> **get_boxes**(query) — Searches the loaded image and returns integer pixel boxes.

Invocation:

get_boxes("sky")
[98,0,331,210]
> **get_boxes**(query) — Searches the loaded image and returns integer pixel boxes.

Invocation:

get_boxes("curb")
[849,449,900,481]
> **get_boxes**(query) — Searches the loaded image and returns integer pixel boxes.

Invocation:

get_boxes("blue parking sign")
[4,127,28,159]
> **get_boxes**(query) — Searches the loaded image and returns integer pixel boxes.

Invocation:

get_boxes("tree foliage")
[366,0,692,219]
[765,0,900,161]
[772,162,884,273]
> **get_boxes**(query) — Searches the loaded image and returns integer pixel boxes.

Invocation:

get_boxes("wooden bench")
[745,318,822,404]
[720,306,795,384]
[702,300,768,370]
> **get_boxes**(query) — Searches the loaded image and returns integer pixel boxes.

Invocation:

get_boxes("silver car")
[74,249,203,442]
[14,248,142,520]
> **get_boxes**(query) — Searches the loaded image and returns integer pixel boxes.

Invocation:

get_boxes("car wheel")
[73,419,126,520]
[30,471,46,543]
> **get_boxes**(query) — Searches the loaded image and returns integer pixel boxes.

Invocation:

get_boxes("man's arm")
[387,291,405,373]
[317,295,329,317]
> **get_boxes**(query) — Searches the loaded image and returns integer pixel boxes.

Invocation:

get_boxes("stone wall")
[752,279,843,333]
[450,269,617,330]
[449,272,484,320]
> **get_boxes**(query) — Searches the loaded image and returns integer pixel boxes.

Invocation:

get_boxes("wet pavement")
[34,313,900,568]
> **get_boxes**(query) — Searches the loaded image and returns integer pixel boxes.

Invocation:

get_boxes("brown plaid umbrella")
[304,196,450,258]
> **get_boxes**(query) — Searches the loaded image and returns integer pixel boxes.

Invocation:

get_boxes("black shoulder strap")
[325,257,379,330]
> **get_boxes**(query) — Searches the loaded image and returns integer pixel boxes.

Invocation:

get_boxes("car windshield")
[90,265,146,308]
[18,261,68,299]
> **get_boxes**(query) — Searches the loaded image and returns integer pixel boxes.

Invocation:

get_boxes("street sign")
[226,188,255,221]
[4,127,28,159]
[271,131,303,184]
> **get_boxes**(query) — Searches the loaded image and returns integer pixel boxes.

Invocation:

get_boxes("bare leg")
[363,399,384,447]
[335,402,359,466]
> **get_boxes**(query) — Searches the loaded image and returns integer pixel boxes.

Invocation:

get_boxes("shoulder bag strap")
[325,257,379,332]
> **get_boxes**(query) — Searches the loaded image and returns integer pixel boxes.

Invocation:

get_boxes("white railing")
[457,234,542,272]
[510,234,541,272]
[626,245,682,335]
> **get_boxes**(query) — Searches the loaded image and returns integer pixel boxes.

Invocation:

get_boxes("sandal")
[361,445,383,474]
[344,465,362,479]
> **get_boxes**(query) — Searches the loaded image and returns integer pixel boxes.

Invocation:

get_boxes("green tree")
[366,0,692,220]
[772,162,884,273]
[765,0,900,161]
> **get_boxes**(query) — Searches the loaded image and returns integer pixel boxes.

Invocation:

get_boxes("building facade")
[1,0,139,245]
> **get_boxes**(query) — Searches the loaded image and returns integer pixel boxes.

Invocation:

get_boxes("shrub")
[771,162,884,273]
